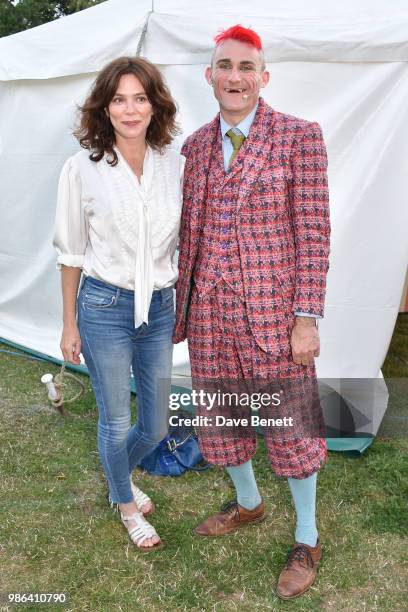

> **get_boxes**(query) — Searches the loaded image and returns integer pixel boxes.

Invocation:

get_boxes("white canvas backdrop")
[0,0,407,383]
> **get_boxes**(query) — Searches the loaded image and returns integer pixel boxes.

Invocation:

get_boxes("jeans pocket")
[82,291,116,310]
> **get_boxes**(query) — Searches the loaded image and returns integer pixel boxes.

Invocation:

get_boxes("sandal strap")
[130,478,152,510]
[132,485,152,508]
[108,480,154,514]
[121,511,159,546]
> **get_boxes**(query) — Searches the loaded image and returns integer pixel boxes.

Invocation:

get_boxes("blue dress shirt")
[220,105,258,172]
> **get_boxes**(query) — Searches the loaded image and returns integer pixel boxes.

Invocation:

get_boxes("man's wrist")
[294,316,317,327]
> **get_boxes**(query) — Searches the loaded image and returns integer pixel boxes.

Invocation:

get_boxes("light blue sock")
[226,460,262,511]
[288,472,318,547]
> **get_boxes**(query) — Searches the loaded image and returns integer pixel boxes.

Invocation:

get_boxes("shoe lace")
[220,500,239,516]
[285,544,314,569]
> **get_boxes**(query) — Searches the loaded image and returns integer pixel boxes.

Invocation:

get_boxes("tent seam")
[136,10,153,57]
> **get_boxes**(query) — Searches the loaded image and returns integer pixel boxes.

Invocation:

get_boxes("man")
[173,25,330,599]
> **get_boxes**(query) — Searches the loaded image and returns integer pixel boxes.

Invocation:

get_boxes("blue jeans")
[78,276,174,504]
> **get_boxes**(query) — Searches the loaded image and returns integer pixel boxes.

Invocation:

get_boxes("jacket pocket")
[273,269,295,309]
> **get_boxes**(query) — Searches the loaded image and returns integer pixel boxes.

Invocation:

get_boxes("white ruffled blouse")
[53,145,185,328]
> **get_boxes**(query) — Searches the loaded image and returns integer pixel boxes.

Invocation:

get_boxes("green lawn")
[0,315,407,611]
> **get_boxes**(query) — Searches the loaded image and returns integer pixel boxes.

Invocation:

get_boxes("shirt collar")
[220,102,259,139]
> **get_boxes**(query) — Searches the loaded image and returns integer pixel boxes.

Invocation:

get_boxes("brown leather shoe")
[276,539,322,600]
[194,500,266,537]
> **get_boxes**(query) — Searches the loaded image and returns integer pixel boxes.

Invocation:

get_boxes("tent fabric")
[2,0,408,80]
[145,14,408,64]
[0,0,152,80]
[0,0,407,387]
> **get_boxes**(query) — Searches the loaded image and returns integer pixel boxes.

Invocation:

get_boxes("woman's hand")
[60,323,82,365]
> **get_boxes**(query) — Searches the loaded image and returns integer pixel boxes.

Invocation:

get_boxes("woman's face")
[107,73,154,143]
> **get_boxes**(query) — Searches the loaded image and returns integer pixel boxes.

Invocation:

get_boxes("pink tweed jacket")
[173,98,330,354]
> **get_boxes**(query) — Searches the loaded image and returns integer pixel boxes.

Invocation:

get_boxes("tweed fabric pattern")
[187,282,328,478]
[194,128,246,297]
[173,98,330,354]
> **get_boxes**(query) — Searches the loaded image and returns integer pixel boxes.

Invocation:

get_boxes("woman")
[54,57,184,551]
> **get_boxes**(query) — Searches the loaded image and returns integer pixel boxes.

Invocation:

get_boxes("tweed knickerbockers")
[187,282,327,479]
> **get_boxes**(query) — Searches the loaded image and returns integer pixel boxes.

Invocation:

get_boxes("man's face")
[205,38,269,123]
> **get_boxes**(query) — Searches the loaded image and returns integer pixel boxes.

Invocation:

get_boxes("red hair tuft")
[214,24,262,50]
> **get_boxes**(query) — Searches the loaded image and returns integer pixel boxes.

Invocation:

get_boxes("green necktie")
[226,129,246,167]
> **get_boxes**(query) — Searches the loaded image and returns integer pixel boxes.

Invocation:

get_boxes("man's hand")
[290,316,320,366]
[60,323,82,365]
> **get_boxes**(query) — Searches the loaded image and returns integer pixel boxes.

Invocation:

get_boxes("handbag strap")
[166,432,193,452]
[166,433,210,472]
[166,430,211,473]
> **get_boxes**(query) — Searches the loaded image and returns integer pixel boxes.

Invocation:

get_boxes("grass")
[0,315,407,611]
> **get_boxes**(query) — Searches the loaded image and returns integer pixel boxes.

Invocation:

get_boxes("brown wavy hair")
[74,57,180,165]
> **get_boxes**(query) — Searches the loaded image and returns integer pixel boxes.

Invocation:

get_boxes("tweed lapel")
[189,116,220,227]
[209,122,227,184]
[235,98,276,211]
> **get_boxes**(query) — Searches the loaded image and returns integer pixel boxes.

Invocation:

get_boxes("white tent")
[0,0,407,391]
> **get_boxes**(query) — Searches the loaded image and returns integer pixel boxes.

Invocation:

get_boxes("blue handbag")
[138,417,210,476]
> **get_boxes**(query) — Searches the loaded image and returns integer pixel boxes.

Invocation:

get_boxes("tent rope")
[53,363,86,415]
[0,348,85,416]
[136,10,153,57]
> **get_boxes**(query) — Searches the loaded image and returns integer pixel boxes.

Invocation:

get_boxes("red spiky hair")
[214,24,262,50]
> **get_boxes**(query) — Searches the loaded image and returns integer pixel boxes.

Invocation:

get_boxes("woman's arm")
[60,265,82,365]
[54,157,88,365]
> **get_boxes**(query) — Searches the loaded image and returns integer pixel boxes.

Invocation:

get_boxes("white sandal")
[108,477,155,516]
[120,511,163,552]
[130,478,155,516]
